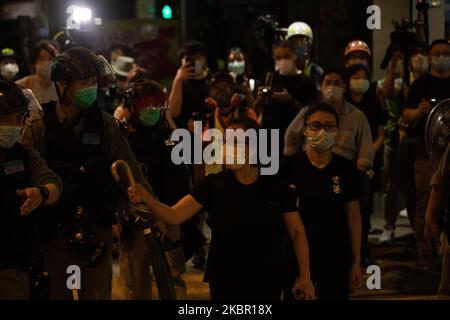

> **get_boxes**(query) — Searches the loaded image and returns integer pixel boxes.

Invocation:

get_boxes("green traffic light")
[162,4,173,19]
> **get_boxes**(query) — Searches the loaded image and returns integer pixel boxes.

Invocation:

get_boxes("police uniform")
[0,143,62,300]
[41,101,154,300]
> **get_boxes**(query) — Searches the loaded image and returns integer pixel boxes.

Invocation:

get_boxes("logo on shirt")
[332,175,341,194]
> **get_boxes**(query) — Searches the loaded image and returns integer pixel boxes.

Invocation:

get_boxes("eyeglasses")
[305,121,338,132]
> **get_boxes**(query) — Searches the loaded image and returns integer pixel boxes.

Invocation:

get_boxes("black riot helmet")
[51,47,117,104]
[123,79,167,111]
[51,47,116,83]
[0,80,28,118]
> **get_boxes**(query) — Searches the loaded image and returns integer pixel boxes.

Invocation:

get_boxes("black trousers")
[283,261,350,300]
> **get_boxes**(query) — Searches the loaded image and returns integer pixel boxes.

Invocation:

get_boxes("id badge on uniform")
[3,159,26,175]
[82,133,101,145]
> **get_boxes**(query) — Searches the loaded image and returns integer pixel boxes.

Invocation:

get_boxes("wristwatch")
[37,185,50,204]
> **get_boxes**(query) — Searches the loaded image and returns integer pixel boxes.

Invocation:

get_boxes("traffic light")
[155,0,179,20]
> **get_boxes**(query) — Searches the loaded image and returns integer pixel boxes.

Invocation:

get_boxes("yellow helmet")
[286,22,313,42]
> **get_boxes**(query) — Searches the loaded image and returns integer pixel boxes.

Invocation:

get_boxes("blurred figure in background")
[286,21,323,89]
[0,48,20,82]
[16,40,60,105]
[225,47,257,109]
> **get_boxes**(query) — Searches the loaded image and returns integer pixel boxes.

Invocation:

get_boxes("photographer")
[403,39,450,270]
[255,40,317,153]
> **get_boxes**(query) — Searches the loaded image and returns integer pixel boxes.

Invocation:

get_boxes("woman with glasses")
[127,118,315,300]
[281,101,363,300]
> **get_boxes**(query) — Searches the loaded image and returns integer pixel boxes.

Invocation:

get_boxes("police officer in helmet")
[40,47,156,300]
[0,81,62,299]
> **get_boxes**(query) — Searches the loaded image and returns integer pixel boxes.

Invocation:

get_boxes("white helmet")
[286,21,313,42]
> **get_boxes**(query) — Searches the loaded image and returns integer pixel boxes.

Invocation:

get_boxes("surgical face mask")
[350,79,370,94]
[139,108,162,127]
[195,59,206,75]
[322,85,344,104]
[411,54,429,75]
[275,59,296,75]
[1,63,19,81]
[228,61,245,75]
[0,126,22,149]
[296,45,308,58]
[431,55,450,73]
[35,61,53,81]
[73,85,98,109]
[306,128,337,153]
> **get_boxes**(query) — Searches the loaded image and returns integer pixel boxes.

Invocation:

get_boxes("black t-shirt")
[175,78,209,129]
[280,152,362,268]
[405,74,450,159]
[347,85,385,142]
[190,169,297,292]
[262,72,317,153]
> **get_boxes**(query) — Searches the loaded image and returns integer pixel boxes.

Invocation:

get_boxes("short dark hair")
[303,100,340,127]
[321,67,346,84]
[178,41,207,61]
[30,40,60,63]
[0,80,28,117]
[345,63,371,84]
[272,40,296,55]
[430,39,450,51]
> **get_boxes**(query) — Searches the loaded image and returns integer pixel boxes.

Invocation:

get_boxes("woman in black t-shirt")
[128,118,315,300]
[281,101,363,300]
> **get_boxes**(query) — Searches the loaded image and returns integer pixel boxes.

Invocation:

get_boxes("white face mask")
[1,63,19,80]
[36,61,53,81]
[0,126,22,149]
[306,128,337,153]
[411,54,429,75]
[276,59,296,75]
[322,85,344,104]
[350,79,370,94]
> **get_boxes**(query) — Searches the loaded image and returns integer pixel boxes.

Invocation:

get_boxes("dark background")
[0,0,373,79]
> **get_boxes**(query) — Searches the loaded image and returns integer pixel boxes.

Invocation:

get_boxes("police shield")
[425,98,450,169]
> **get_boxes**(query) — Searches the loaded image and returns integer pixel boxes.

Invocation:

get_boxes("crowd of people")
[0,20,450,300]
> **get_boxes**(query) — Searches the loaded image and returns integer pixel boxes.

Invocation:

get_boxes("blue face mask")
[296,45,308,57]
[228,61,245,75]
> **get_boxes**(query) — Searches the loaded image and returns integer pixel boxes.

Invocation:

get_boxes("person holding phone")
[255,40,317,154]
[168,41,210,131]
